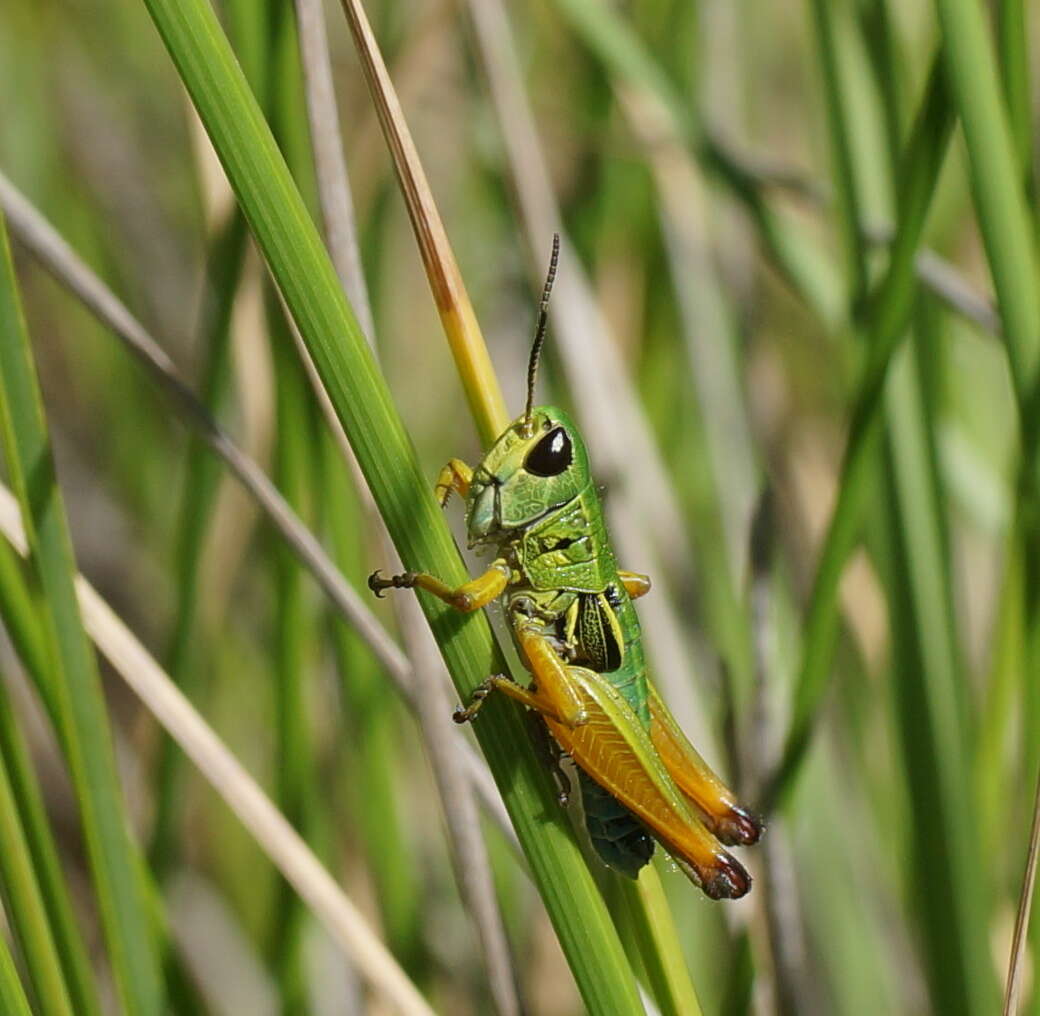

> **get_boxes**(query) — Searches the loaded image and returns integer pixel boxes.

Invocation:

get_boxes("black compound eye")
[525,427,572,477]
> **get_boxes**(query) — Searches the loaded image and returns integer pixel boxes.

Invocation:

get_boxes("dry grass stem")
[0,485,435,1016]
[463,0,717,757]
[338,0,509,445]
[1004,767,1040,1015]
[288,11,521,992]
[0,172,514,851]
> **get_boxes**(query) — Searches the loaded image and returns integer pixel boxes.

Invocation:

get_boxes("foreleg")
[434,458,473,507]
[368,559,510,612]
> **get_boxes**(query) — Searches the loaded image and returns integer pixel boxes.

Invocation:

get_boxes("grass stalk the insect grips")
[0,212,165,1013]
[374,0,748,998]
[369,239,758,894]
[284,14,521,1009]
[0,172,513,865]
[136,0,646,1010]
[347,0,753,979]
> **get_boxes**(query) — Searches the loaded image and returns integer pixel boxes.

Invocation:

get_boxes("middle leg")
[453,622,589,727]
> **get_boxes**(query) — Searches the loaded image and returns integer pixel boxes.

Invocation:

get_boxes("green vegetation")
[0,0,1036,1012]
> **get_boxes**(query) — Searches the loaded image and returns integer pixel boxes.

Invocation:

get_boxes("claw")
[368,570,415,598]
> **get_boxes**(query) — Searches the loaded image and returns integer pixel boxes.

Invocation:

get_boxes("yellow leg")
[618,570,652,600]
[434,458,473,507]
[454,623,589,727]
[516,624,589,726]
[368,560,510,611]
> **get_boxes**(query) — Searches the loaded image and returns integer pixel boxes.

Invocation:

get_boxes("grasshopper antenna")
[524,232,560,433]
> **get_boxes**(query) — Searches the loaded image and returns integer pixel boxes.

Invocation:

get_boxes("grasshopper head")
[465,406,590,547]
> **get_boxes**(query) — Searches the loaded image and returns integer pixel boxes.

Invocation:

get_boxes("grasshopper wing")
[545,668,750,900]
[646,683,762,846]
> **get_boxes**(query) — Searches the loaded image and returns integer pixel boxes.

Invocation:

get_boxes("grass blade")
[882,336,991,1012]
[766,58,954,806]
[995,0,1032,192]
[338,0,509,445]
[807,0,868,304]
[0,172,510,844]
[933,0,1040,401]
[0,548,102,1014]
[617,866,705,1016]
[0,934,32,1016]
[135,0,646,1009]
[0,481,436,1016]
[0,674,74,1016]
[1004,765,1040,1015]
[150,210,246,876]
[0,208,164,1013]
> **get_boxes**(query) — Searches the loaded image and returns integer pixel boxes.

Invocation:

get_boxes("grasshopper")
[370,236,761,899]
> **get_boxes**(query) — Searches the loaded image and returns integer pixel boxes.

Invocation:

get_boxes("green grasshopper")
[370,236,760,898]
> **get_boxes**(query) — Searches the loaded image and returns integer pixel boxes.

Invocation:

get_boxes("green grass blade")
[766,59,954,807]
[883,335,992,1013]
[807,0,868,304]
[0,933,32,1016]
[135,0,644,1010]
[267,309,320,1011]
[933,0,1040,402]
[932,13,1040,1010]
[0,593,101,1015]
[0,212,164,1013]
[0,531,51,712]
[321,430,428,976]
[0,673,74,1016]
[150,210,246,877]
[617,867,704,1016]
[995,0,1032,191]
[552,0,842,325]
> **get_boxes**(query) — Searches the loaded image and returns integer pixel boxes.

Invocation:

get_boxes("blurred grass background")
[0,0,1038,1013]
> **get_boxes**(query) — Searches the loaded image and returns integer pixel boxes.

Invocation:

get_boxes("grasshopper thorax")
[465,406,591,548]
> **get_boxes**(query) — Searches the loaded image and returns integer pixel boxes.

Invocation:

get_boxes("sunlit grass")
[0,0,1037,1013]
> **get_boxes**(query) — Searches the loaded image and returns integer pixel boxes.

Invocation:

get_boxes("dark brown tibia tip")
[701,854,752,900]
[712,805,764,847]
[670,850,752,901]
